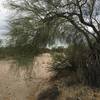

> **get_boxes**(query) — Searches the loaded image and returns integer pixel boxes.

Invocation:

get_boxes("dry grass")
[28,82,100,100]
[26,70,100,100]
[58,85,100,100]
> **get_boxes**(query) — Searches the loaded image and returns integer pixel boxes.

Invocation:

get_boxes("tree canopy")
[7,0,100,49]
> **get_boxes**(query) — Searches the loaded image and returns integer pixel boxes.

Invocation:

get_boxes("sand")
[0,53,53,100]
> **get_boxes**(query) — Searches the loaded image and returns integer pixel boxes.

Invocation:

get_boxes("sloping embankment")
[0,53,54,100]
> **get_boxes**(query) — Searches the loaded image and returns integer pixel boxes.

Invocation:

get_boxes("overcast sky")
[0,0,10,41]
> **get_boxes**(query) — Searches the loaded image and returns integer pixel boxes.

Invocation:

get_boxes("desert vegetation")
[0,0,100,100]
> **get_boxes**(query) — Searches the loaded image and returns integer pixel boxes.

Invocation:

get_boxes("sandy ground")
[0,53,53,100]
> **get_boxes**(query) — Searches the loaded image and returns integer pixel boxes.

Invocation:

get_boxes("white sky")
[0,0,10,38]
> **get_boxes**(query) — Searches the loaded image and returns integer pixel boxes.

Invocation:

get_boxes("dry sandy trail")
[0,53,53,100]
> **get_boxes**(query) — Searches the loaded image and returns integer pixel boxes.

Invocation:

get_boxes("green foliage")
[65,43,88,68]
[50,43,88,84]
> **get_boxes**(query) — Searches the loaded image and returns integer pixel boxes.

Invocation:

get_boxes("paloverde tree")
[7,0,100,87]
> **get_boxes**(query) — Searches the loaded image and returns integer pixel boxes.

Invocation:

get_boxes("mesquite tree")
[7,0,100,87]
